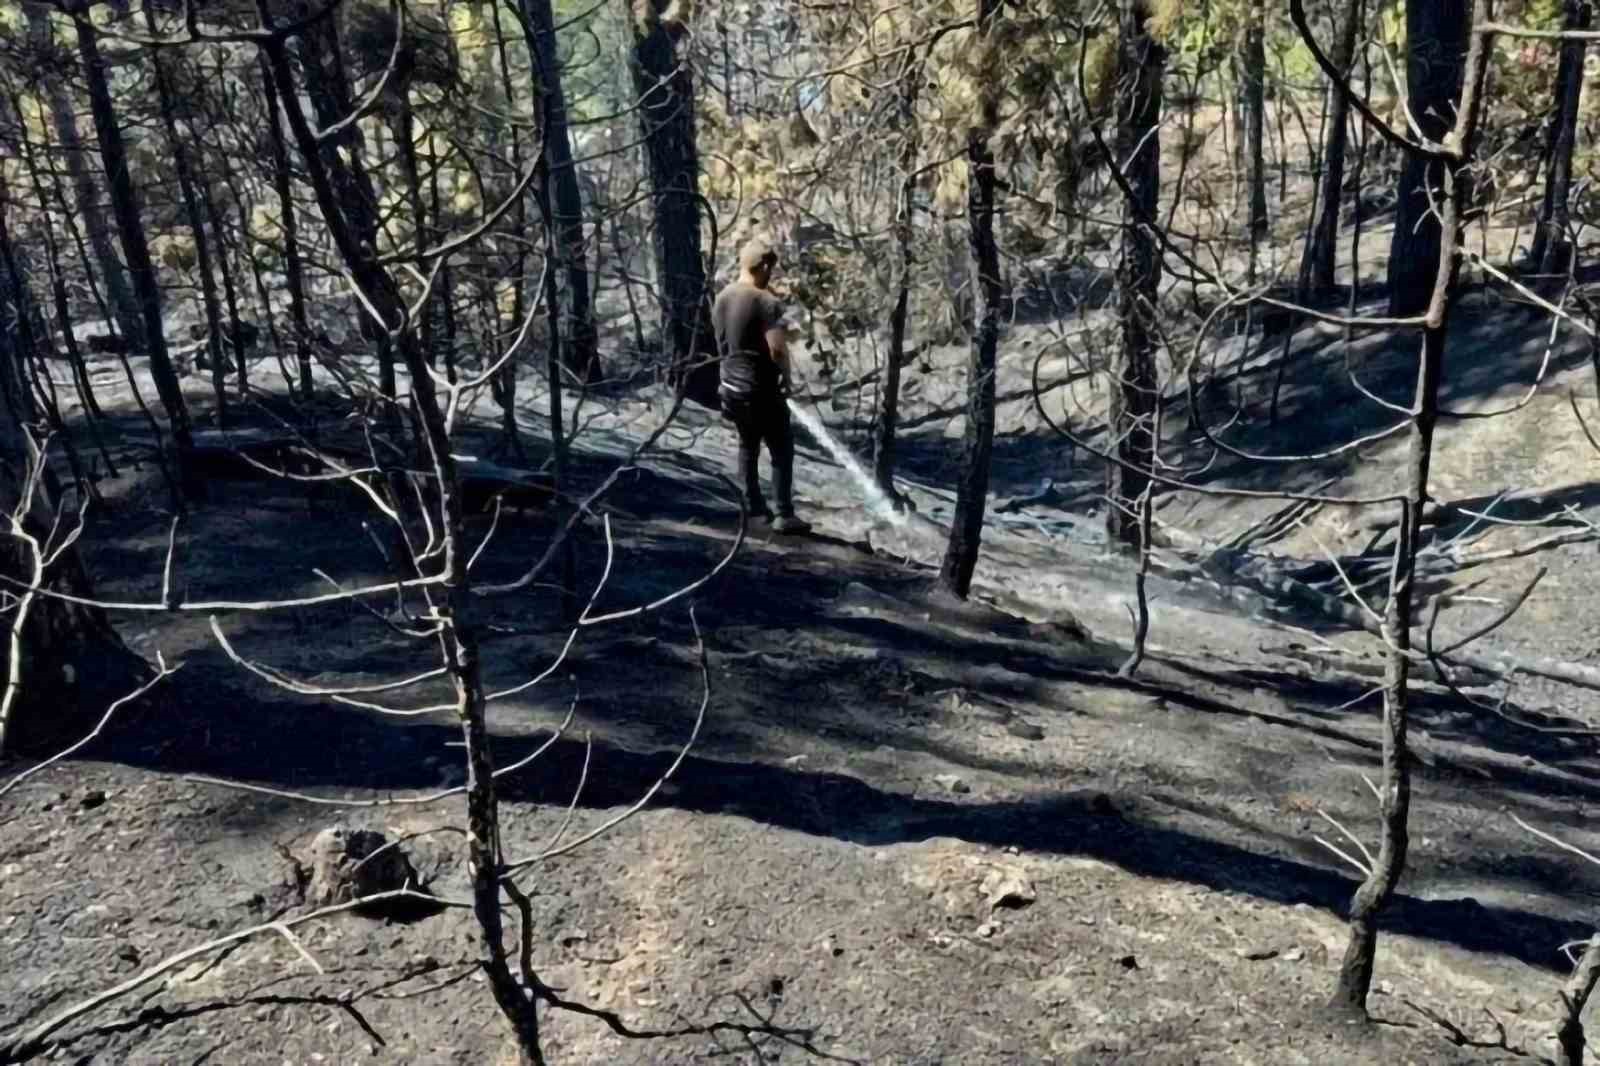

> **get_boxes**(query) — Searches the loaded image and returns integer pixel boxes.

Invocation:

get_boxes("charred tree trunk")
[389,49,434,369]
[1106,0,1164,549]
[425,137,459,384]
[26,6,142,349]
[74,17,197,497]
[630,1,715,408]
[534,166,577,620]
[938,0,1005,600]
[197,176,249,403]
[10,90,107,428]
[1242,0,1269,259]
[522,0,602,383]
[0,226,99,509]
[261,21,546,1056]
[488,0,526,455]
[1386,1,1470,317]
[1531,0,1590,276]
[259,54,313,402]
[146,18,229,428]
[0,198,142,758]
[1301,0,1363,294]
[873,56,920,506]
[294,6,395,416]
[1329,0,1487,1018]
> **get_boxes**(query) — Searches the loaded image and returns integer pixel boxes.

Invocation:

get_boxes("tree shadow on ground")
[876,294,1594,514]
[75,451,1600,789]
[83,680,1592,978]
[43,420,1600,987]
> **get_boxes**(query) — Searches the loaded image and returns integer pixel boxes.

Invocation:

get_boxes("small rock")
[117,944,140,965]
[981,869,1037,911]
[933,773,971,795]
[1236,945,1278,961]
[1283,946,1305,962]
[1006,720,1046,741]
[976,920,1000,938]
[1116,953,1139,970]
[305,826,418,906]
[80,789,107,810]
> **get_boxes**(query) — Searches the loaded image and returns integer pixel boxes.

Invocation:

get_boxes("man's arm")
[765,325,790,389]
[763,295,792,392]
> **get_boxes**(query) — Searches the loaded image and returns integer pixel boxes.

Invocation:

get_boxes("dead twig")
[0,889,459,1062]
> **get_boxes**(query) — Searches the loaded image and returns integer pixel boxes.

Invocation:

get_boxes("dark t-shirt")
[712,282,786,398]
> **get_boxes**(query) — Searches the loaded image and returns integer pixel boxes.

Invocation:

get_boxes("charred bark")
[261,21,545,1057]
[873,56,920,506]
[146,17,230,427]
[26,5,142,349]
[73,17,197,498]
[1106,0,1164,549]
[1531,0,1590,276]
[522,0,602,383]
[1242,0,1269,253]
[0,199,142,758]
[938,0,1005,599]
[1301,0,1363,294]
[1386,2,1470,317]
[259,53,314,402]
[1330,0,1488,1018]
[630,1,715,407]
[294,5,396,415]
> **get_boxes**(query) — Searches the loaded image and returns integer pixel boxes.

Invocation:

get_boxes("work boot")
[744,499,774,524]
[772,513,811,534]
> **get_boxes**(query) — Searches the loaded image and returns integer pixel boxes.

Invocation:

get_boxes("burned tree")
[873,48,922,507]
[521,0,602,383]
[71,9,197,495]
[1385,1,1471,316]
[1288,0,1491,1016]
[1530,0,1591,276]
[1299,0,1364,295]
[630,0,716,406]
[0,191,143,758]
[1105,0,1164,549]
[938,0,1005,599]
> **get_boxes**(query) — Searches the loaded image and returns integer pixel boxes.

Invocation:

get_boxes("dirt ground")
[8,219,1600,1064]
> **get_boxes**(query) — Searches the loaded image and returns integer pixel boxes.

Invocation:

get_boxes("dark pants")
[721,388,795,517]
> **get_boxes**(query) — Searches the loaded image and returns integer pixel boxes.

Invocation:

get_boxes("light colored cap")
[738,238,778,273]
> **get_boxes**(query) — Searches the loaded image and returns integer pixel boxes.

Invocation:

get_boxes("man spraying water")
[713,239,811,534]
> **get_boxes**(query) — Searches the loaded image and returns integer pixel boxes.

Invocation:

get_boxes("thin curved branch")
[501,606,710,872]
[1288,0,1448,160]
